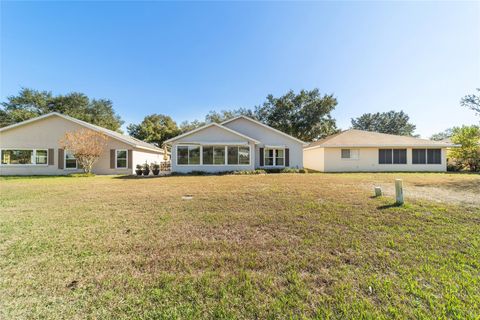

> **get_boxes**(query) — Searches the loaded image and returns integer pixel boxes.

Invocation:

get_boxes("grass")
[0,173,479,319]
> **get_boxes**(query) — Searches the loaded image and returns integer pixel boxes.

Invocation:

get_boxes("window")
[213,147,225,165]
[413,149,441,164]
[202,146,214,165]
[176,146,200,165]
[228,146,238,165]
[36,150,48,164]
[264,148,284,166]
[238,146,250,165]
[393,149,407,164]
[1,149,48,165]
[116,150,127,168]
[275,149,284,166]
[427,149,441,164]
[341,149,359,160]
[379,149,393,164]
[65,151,77,169]
[412,149,426,164]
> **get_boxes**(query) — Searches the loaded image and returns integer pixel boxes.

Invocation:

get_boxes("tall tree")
[0,88,124,131]
[179,120,205,133]
[127,114,180,147]
[461,88,480,117]
[430,128,453,141]
[351,110,416,136]
[449,125,480,172]
[255,89,338,141]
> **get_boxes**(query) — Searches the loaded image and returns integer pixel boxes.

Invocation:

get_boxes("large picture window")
[177,146,200,165]
[379,149,406,164]
[413,149,441,164]
[178,145,250,166]
[378,149,393,164]
[412,149,427,164]
[65,151,78,169]
[1,149,48,165]
[393,149,407,164]
[427,149,441,164]
[116,150,127,168]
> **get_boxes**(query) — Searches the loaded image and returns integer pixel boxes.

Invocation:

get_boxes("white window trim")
[341,148,359,160]
[64,150,78,170]
[0,148,49,166]
[176,144,251,166]
[263,147,285,167]
[115,149,128,169]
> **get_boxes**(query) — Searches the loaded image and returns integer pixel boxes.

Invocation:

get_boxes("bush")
[68,173,95,177]
[280,168,309,174]
[231,169,267,175]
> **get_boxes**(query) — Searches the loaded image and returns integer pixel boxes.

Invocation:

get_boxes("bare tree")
[60,129,108,174]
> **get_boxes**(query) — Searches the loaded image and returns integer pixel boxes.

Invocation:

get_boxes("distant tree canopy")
[430,128,453,141]
[0,88,124,132]
[351,110,416,136]
[255,89,338,141]
[127,114,180,147]
[174,89,339,141]
[461,88,480,117]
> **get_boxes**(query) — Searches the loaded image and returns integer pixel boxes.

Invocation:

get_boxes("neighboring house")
[164,116,307,173]
[0,112,165,175]
[304,129,456,172]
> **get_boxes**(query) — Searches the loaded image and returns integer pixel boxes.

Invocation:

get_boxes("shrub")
[232,169,267,175]
[68,173,95,177]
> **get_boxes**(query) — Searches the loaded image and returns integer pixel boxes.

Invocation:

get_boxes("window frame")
[378,149,393,164]
[427,148,442,164]
[115,149,128,169]
[0,148,49,166]
[64,150,78,170]
[176,144,251,166]
[392,149,407,164]
[263,147,285,167]
[412,149,427,165]
[341,148,359,160]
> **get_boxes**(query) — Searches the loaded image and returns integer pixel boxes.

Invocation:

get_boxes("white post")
[374,187,382,197]
[395,179,404,205]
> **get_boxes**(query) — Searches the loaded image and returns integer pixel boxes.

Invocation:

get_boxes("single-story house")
[0,112,165,175]
[164,116,307,173]
[303,129,456,172]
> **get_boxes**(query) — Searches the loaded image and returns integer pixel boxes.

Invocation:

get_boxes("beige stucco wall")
[303,147,324,172]
[0,115,161,175]
[304,147,447,172]
[223,118,304,169]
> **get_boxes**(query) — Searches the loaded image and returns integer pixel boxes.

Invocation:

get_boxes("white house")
[303,129,456,172]
[0,112,166,175]
[164,116,307,173]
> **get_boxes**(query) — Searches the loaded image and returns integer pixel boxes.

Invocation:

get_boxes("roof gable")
[164,122,261,144]
[305,129,457,149]
[0,112,163,153]
[221,116,307,145]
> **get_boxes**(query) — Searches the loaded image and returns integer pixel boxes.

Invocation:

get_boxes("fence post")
[374,187,382,197]
[395,179,404,205]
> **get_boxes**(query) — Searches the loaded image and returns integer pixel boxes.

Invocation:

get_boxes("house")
[0,112,166,175]
[303,129,456,172]
[164,116,307,173]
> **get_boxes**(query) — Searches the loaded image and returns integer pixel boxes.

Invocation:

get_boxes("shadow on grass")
[377,203,403,210]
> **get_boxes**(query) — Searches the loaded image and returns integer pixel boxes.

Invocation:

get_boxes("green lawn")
[0,173,479,319]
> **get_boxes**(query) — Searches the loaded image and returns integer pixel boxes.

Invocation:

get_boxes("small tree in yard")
[60,129,108,174]
[450,125,480,172]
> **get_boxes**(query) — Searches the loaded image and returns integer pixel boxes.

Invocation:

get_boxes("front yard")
[0,173,479,319]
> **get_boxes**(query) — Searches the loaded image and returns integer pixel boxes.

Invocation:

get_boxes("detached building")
[0,112,165,175]
[303,129,455,172]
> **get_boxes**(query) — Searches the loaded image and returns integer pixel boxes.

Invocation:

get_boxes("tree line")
[1,87,479,171]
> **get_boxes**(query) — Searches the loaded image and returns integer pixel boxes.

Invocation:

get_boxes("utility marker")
[395,179,404,205]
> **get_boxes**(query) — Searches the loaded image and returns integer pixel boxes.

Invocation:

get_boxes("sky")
[1,1,479,138]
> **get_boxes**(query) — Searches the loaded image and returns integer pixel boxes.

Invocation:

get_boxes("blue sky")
[1,1,479,138]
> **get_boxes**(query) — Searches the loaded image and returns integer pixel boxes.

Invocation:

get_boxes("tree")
[127,114,180,147]
[449,125,480,172]
[351,110,416,136]
[430,128,453,141]
[179,120,205,133]
[205,108,256,123]
[461,88,480,116]
[255,89,338,141]
[60,129,108,174]
[1,88,124,131]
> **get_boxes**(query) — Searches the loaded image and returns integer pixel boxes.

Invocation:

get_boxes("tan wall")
[303,147,324,171]
[0,115,160,175]
[304,147,447,172]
